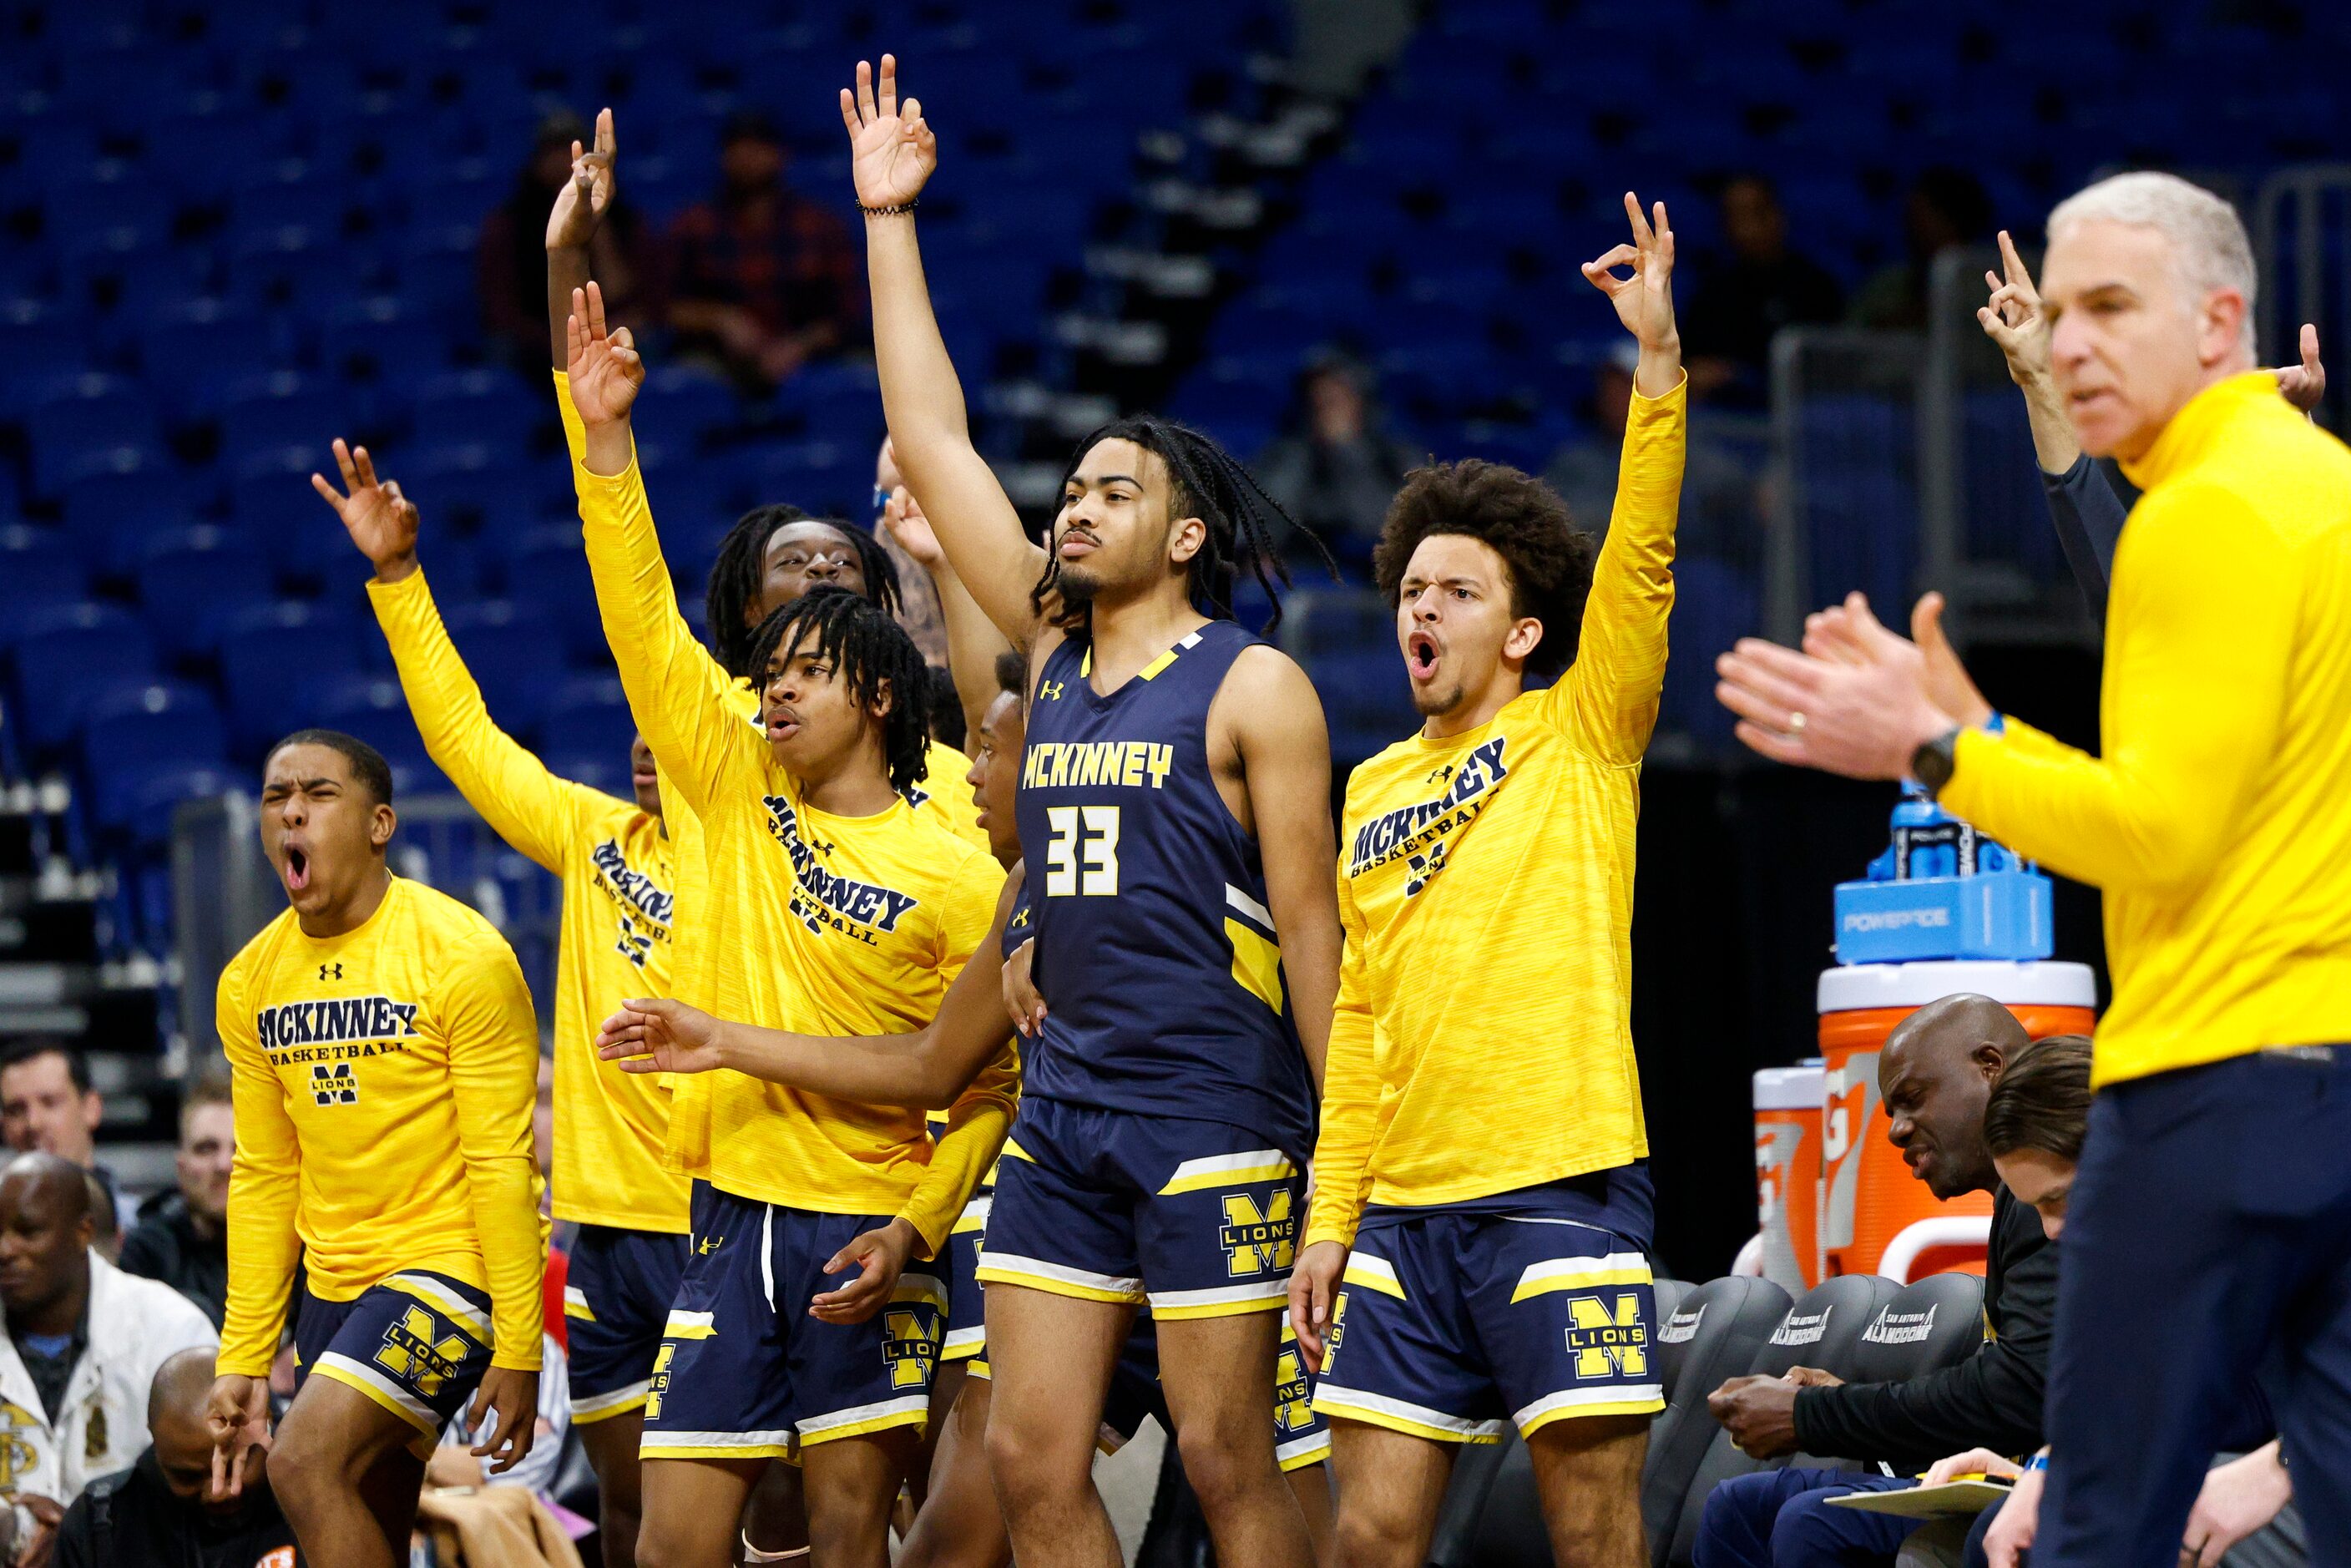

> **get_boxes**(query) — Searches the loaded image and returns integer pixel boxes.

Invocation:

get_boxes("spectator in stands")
[1682,174,1843,406]
[1254,350,1418,562]
[1544,341,1762,571]
[481,111,656,371]
[82,1171,119,1263]
[1847,167,1995,331]
[0,1041,135,1232]
[666,111,864,390]
[1695,994,2056,1568]
[54,1347,296,1568]
[0,1154,218,1565]
[118,1073,232,1328]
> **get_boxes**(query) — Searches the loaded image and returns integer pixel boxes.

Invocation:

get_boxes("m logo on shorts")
[310,1062,357,1106]
[645,1343,675,1419]
[1274,1342,1312,1435]
[883,1308,938,1390]
[375,1306,470,1398]
[1218,1189,1297,1277]
[1565,1293,1649,1380]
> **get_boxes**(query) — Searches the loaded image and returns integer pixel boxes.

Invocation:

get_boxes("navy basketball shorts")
[943,1191,990,1373]
[640,1181,946,1461]
[1095,1314,1332,1472]
[295,1269,497,1459]
[564,1224,690,1427]
[1315,1201,1664,1444]
[978,1096,1305,1320]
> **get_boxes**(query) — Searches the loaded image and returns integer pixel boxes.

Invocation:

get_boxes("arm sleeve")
[897,857,1019,1257]
[1939,482,2294,893]
[440,940,549,1371]
[570,439,759,820]
[2040,456,2131,620]
[1792,1212,2056,1463]
[218,964,304,1378]
[1545,374,1688,761]
[1302,866,1382,1249]
[368,568,582,873]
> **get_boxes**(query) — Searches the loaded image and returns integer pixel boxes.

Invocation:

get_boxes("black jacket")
[56,1448,297,1568]
[117,1196,228,1330]
[1791,1185,2056,1464]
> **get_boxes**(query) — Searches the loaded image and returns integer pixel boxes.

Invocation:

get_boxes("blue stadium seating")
[10,603,159,761]
[217,600,366,755]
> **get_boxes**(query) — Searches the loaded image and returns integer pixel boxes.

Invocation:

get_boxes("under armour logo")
[1039,679,1065,701]
[696,1235,724,1256]
[1424,761,1455,785]
[318,963,342,980]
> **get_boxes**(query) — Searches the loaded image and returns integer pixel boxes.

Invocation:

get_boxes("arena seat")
[1844,1272,1987,1390]
[439,599,564,736]
[135,526,276,659]
[217,600,365,756]
[1665,1272,1904,1568]
[10,603,159,761]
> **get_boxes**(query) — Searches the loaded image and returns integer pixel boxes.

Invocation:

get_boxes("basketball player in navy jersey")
[842,57,1341,1568]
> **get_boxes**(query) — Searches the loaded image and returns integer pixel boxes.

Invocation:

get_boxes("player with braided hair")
[844,56,1340,1568]
[564,278,1017,1568]
[705,503,902,682]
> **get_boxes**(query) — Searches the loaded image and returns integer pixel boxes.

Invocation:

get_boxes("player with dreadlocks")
[564,277,1017,1568]
[844,57,1341,1568]
[539,110,993,1567]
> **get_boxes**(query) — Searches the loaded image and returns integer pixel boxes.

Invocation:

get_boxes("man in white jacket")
[0,1153,215,1558]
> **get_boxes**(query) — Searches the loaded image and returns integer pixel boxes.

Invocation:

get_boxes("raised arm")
[1554,193,1686,760]
[598,872,1026,1109]
[882,479,1015,745]
[546,109,616,369]
[314,443,583,871]
[566,282,758,815]
[843,55,1050,642]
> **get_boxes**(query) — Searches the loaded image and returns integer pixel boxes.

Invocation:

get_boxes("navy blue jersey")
[1016,622,1313,1152]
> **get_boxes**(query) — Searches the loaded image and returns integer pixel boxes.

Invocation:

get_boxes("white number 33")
[1044,806,1121,896]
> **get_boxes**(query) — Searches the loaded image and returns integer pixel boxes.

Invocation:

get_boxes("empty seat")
[440,599,564,736]
[1640,1276,1799,1566]
[495,526,604,664]
[136,527,275,657]
[1665,1274,1904,1568]
[218,601,365,756]
[542,675,637,784]
[0,527,88,620]
[79,680,230,832]
[9,602,159,760]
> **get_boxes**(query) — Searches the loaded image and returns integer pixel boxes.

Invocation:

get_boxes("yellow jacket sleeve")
[439,941,549,1370]
[570,439,761,820]
[897,855,1018,1256]
[368,568,581,873]
[554,368,588,465]
[1547,373,1687,761]
[1302,863,1382,1249]
[218,959,304,1377]
[1942,480,2294,893]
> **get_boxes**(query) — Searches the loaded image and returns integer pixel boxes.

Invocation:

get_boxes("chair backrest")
[1666,1274,1903,1568]
[1642,1275,1796,1567]
[1846,1272,1986,1388]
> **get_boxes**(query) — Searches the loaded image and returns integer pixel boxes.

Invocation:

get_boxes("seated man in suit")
[1695,997,2059,1568]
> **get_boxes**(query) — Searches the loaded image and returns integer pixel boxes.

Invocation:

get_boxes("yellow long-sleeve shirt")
[219,877,548,1374]
[1943,371,2351,1087]
[545,371,985,1017]
[367,567,689,1234]
[1303,377,1686,1248]
[570,436,1016,1254]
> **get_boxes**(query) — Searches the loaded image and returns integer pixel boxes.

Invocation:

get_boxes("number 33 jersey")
[1015,620,1312,1154]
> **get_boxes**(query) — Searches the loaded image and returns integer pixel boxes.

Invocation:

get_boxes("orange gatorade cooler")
[1817,960,2096,1279]
[1753,1063,1825,1294]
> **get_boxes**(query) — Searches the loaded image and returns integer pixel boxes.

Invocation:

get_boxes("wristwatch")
[1910,726,1963,797]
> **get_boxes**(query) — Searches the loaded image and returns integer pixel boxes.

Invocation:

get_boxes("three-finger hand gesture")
[546,106,618,252]
[311,439,419,582]
[1977,230,2051,388]
[841,55,938,210]
[596,997,726,1075]
[565,281,645,427]
[1581,191,1679,375]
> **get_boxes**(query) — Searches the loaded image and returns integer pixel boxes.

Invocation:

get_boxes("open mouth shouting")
[282,839,312,895]
[1407,628,1441,684]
